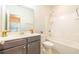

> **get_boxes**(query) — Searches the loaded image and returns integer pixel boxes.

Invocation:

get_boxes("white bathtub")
[48,39,79,54]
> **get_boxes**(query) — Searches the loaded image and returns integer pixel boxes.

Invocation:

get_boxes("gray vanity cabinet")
[0,35,41,54]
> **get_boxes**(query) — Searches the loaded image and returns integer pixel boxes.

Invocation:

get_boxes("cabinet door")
[1,44,26,54]
[28,40,40,54]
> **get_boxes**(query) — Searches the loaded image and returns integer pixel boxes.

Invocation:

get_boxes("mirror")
[6,5,34,34]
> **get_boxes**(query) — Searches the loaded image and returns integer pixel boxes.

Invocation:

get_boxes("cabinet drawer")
[0,44,27,54]
[28,35,40,43]
[3,39,27,49]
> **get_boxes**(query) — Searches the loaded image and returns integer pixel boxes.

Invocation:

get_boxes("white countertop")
[0,33,40,44]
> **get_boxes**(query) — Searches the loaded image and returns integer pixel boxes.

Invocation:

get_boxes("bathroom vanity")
[0,33,40,54]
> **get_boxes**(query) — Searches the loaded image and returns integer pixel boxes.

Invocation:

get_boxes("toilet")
[41,34,54,53]
[41,33,54,54]
[42,41,54,54]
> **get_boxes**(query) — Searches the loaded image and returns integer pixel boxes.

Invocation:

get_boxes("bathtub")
[48,39,79,54]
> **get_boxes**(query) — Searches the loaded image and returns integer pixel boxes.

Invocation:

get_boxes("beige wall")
[34,6,54,41]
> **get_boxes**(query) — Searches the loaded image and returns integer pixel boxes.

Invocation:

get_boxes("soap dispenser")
[2,30,8,37]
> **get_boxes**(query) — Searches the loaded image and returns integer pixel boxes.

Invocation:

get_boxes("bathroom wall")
[34,6,53,41]
[34,6,51,32]
[51,6,79,43]
[6,5,34,32]
[0,6,2,31]
[0,6,7,36]
[0,6,2,36]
